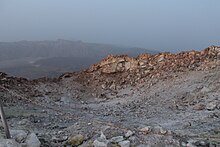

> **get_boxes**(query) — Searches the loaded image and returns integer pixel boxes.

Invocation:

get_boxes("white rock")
[25,133,41,147]
[118,140,130,147]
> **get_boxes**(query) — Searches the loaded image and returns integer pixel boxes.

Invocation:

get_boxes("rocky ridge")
[60,45,220,98]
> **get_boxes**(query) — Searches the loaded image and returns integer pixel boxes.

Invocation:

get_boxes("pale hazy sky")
[0,0,219,51]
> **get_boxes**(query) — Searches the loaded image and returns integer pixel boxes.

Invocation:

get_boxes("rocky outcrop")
[88,45,220,74]
[65,46,220,96]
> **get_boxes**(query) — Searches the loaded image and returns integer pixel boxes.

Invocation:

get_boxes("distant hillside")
[0,39,157,79]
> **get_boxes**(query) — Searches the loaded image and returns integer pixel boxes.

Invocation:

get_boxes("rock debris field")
[0,46,220,147]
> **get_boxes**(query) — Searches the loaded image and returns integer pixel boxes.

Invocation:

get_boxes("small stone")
[125,130,134,138]
[158,55,165,62]
[25,133,41,147]
[193,103,205,111]
[128,136,138,145]
[194,140,210,146]
[108,143,120,147]
[118,140,130,147]
[186,139,197,147]
[93,132,108,147]
[57,131,65,135]
[51,136,68,143]
[97,132,108,143]
[93,139,108,147]
[206,101,217,111]
[10,130,28,143]
[153,126,167,135]
[18,119,30,125]
[68,134,84,146]
[110,136,124,143]
[180,142,187,147]
[186,142,197,147]
[139,126,151,134]
[60,96,73,104]
[201,87,210,93]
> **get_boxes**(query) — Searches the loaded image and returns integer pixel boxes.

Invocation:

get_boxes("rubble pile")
[0,72,41,103]
[66,46,220,93]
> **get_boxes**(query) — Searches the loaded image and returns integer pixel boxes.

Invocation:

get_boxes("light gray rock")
[125,130,133,138]
[118,140,130,147]
[128,136,138,145]
[93,132,108,147]
[206,101,217,111]
[93,139,108,147]
[18,119,30,125]
[201,87,210,93]
[0,139,21,147]
[110,136,124,143]
[10,130,28,143]
[60,96,73,105]
[96,132,108,143]
[25,133,41,147]
[139,126,151,134]
[153,126,167,135]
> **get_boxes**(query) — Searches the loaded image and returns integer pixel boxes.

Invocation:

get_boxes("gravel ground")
[1,67,220,146]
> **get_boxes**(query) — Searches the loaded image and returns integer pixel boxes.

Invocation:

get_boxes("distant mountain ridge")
[0,39,157,78]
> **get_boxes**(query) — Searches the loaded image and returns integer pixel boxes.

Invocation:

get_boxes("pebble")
[193,103,205,111]
[125,130,134,138]
[200,87,210,93]
[206,101,217,111]
[139,126,151,134]
[93,139,108,147]
[68,134,84,146]
[118,140,130,147]
[60,96,73,104]
[153,126,167,135]
[17,119,30,125]
[110,136,124,143]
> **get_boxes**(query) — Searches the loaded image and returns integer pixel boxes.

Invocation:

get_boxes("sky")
[0,0,219,52]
